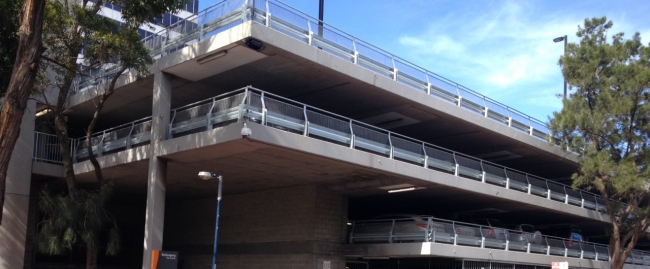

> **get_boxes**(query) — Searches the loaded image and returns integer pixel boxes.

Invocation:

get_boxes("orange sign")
[151,249,160,269]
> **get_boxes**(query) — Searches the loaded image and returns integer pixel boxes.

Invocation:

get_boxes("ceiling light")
[198,171,218,180]
[387,187,416,193]
[35,109,52,117]
[197,50,227,64]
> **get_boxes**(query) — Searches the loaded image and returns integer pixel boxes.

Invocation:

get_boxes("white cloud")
[395,0,583,120]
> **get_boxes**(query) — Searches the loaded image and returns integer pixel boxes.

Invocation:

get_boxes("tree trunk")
[0,0,45,225]
[86,241,98,269]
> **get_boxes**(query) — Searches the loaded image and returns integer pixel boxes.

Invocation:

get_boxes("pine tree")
[550,17,650,269]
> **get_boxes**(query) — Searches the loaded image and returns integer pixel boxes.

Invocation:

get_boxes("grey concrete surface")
[142,71,172,269]
[0,100,35,269]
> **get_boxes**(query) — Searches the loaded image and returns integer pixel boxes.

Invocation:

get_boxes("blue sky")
[199,0,650,122]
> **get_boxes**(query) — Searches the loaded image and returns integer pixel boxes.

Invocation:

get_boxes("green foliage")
[37,0,187,266]
[36,183,120,256]
[551,16,650,197]
[549,16,650,266]
[0,0,23,97]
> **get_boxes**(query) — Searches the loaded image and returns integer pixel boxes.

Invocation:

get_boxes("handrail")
[33,132,65,164]
[349,216,649,264]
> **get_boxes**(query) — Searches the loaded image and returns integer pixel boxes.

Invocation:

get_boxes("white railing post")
[422,143,428,168]
[351,39,359,65]
[126,122,135,149]
[349,120,354,149]
[451,222,458,246]
[307,18,313,46]
[456,84,462,107]
[388,133,393,159]
[480,161,486,183]
[391,56,397,81]
[303,105,309,136]
[261,92,267,125]
[425,73,431,95]
[265,0,271,27]
[482,96,488,118]
[504,168,510,189]
[207,98,216,130]
[453,153,459,177]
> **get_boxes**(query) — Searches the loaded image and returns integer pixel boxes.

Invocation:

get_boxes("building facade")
[2,0,648,268]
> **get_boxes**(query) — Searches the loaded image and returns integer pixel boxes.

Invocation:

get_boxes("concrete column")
[0,100,36,269]
[142,72,172,269]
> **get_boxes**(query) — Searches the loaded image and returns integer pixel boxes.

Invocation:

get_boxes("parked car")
[510,224,543,244]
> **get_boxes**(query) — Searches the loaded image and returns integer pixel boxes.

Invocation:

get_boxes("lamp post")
[553,35,568,99]
[318,0,324,37]
[198,171,223,269]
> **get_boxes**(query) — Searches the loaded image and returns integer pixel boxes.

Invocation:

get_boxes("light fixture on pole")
[198,171,223,269]
[553,35,568,99]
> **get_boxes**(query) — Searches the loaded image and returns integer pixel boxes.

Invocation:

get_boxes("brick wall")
[164,184,348,269]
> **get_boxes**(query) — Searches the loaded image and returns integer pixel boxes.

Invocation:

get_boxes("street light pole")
[318,0,324,37]
[553,35,568,99]
[198,172,223,269]
[212,175,222,269]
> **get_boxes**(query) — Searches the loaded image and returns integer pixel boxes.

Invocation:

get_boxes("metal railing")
[33,132,64,164]
[50,86,610,214]
[71,117,153,162]
[349,216,650,265]
[71,0,554,145]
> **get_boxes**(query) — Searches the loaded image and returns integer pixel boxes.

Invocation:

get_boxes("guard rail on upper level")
[349,216,648,265]
[36,86,611,215]
[33,132,65,164]
[71,0,553,145]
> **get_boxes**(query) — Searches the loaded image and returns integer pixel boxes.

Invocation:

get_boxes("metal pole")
[212,175,223,269]
[563,35,567,99]
[318,0,324,37]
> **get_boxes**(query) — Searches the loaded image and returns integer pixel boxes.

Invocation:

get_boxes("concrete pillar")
[0,100,36,269]
[142,72,172,269]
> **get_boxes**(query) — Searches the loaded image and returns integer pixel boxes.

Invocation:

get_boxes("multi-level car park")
[14,0,650,269]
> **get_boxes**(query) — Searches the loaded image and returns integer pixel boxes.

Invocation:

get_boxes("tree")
[550,17,650,269]
[0,0,45,225]
[35,0,185,267]
[0,0,23,97]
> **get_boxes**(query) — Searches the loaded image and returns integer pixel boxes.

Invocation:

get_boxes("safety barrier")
[33,132,65,164]
[349,216,650,265]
